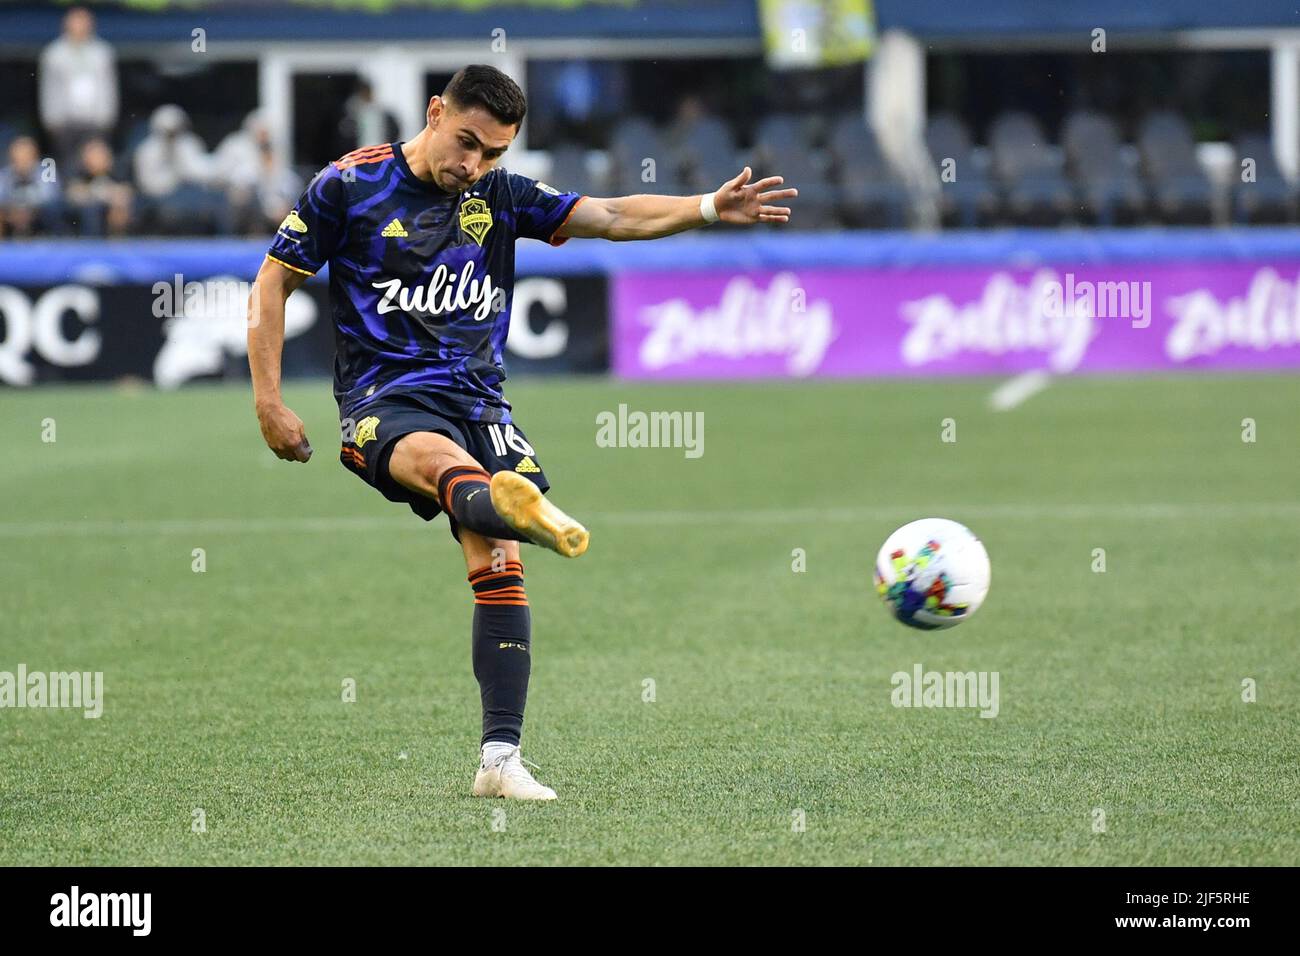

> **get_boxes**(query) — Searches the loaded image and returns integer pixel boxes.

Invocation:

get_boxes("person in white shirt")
[133,104,213,199]
[214,111,303,234]
[38,6,119,171]
[133,104,228,232]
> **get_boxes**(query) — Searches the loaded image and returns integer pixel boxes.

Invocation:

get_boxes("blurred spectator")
[334,81,400,155]
[38,6,119,171]
[553,61,617,145]
[133,104,226,234]
[667,94,708,140]
[134,105,212,198]
[0,136,62,237]
[530,59,624,147]
[251,141,303,234]
[214,111,302,234]
[66,137,133,236]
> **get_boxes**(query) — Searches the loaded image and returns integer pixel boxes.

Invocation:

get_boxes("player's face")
[427,98,517,193]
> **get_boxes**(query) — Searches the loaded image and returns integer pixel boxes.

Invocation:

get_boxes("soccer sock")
[437,466,529,542]
[469,561,532,748]
[481,741,515,766]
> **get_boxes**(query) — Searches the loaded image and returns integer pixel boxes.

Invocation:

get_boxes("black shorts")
[338,390,550,537]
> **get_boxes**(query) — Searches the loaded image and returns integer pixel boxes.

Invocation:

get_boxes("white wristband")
[699,192,719,224]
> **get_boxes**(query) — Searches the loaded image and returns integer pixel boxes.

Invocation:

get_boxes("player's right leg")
[489,470,589,559]
[387,431,589,558]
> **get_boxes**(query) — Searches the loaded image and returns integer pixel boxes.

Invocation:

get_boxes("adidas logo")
[381,218,408,238]
[515,456,540,473]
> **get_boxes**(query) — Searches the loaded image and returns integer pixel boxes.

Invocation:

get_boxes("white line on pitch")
[989,370,1052,411]
[1,502,1299,537]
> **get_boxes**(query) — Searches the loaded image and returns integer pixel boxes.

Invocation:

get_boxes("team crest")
[354,415,380,448]
[279,210,308,234]
[459,197,493,245]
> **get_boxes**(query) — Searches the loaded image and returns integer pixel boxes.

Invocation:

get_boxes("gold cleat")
[489,470,590,558]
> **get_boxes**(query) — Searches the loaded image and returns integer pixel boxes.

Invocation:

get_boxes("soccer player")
[248,65,796,800]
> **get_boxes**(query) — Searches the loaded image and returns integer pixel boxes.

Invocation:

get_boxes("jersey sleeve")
[266,164,347,275]
[505,171,584,246]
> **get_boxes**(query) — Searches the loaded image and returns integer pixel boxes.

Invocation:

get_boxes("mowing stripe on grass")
[2,501,1300,537]
[989,370,1052,411]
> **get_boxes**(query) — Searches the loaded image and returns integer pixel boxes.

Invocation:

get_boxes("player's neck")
[401,131,453,193]
[401,134,431,179]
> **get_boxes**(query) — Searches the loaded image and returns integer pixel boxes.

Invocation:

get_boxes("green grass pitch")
[2,374,1298,865]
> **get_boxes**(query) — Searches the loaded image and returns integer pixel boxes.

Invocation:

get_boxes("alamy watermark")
[0,665,103,718]
[153,273,256,322]
[890,663,999,718]
[50,886,150,935]
[595,403,704,459]
[1042,273,1151,328]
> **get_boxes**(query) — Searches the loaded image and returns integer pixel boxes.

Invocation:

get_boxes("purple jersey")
[267,142,583,423]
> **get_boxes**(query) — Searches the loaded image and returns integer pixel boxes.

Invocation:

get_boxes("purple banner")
[612,261,1300,378]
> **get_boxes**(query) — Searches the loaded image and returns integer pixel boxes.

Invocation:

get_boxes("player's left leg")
[460,531,557,801]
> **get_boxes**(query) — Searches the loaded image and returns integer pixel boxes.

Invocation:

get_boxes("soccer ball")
[874,518,991,630]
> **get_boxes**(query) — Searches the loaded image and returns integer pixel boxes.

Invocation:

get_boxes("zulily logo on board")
[900,269,1099,372]
[1166,267,1300,360]
[636,272,837,375]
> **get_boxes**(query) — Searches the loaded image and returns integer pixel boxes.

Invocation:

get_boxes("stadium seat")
[826,114,906,228]
[547,141,599,197]
[753,114,837,230]
[1062,111,1148,226]
[607,115,684,196]
[0,121,19,158]
[673,113,740,198]
[988,111,1073,226]
[1233,133,1297,224]
[1137,111,1214,225]
[924,112,997,228]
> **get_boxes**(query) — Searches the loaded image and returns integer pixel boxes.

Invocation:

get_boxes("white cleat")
[472,746,557,801]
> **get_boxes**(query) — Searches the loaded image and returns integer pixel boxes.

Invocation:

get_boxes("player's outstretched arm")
[555,166,797,242]
[248,257,314,463]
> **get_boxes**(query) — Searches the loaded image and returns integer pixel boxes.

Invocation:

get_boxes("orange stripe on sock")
[442,472,490,504]
[472,571,525,586]
[445,472,487,488]
[475,582,525,598]
[468,565,524,585]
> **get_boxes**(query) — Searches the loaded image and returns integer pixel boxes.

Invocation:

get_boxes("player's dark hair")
[443,65,527,128]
